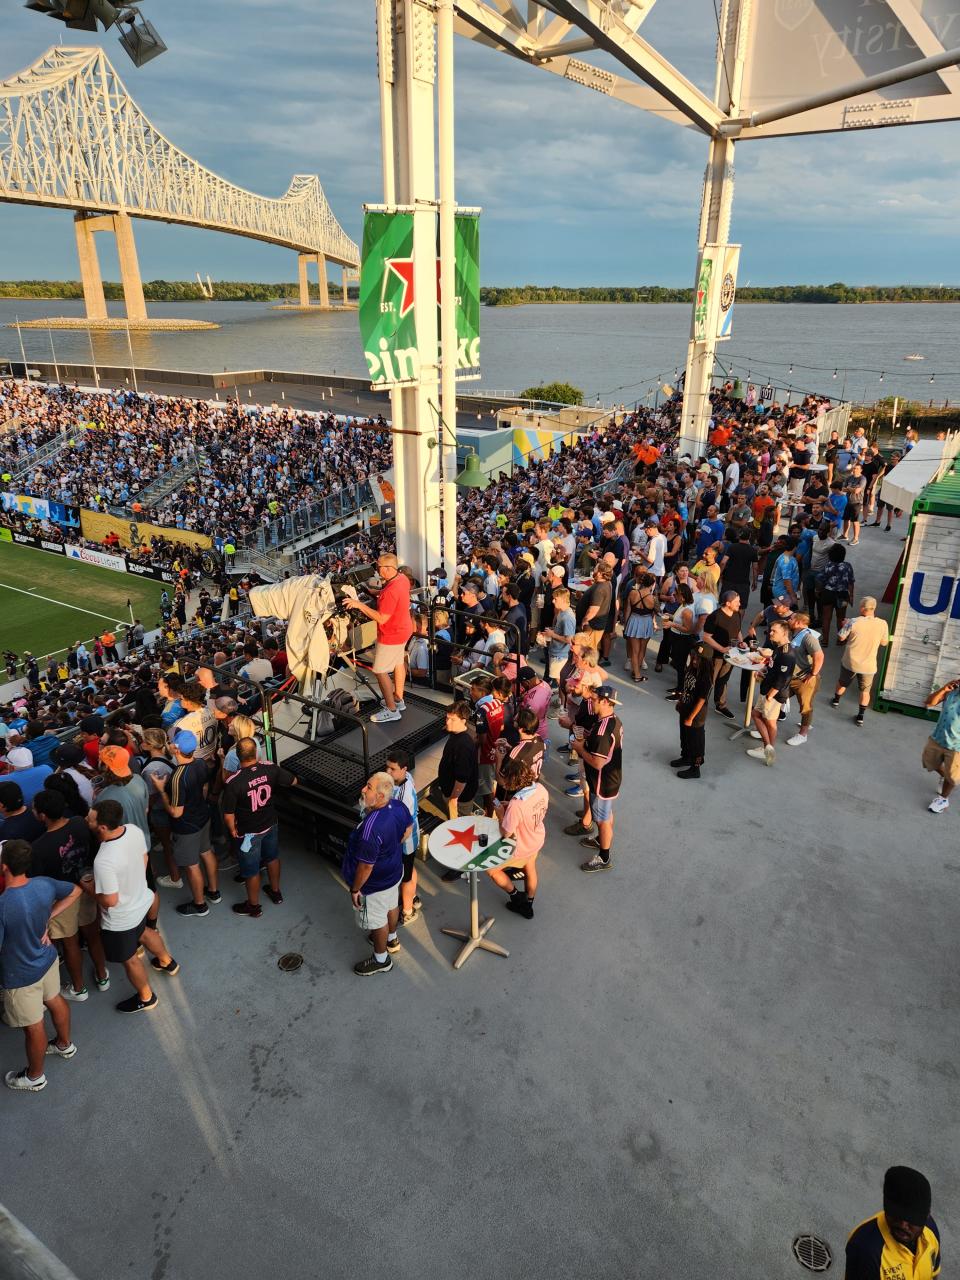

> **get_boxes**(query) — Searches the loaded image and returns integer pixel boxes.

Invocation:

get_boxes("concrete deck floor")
[2,521,956,1280]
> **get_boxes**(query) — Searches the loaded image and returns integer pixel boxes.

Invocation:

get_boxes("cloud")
[2,0,960,283]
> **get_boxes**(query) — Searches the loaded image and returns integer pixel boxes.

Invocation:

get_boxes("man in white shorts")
[345,554,413,724]
[342,773,412,976]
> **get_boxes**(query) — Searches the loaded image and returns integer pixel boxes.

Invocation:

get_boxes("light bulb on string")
[879,371,884,382]
[788,364,793,375]
[833,369,838,379]
[930,374,935,384]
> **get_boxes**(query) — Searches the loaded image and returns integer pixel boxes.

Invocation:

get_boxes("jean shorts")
[589,791,616,823]
[237,825,280,879]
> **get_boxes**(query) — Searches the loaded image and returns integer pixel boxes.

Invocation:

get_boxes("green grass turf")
[0,541,166,659]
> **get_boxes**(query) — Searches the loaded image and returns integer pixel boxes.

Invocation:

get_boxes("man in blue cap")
[148,729,219,918]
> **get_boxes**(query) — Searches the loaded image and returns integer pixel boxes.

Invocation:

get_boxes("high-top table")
[429,815,514,970]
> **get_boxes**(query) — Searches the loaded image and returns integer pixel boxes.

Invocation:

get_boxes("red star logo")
[445,823,476,853]
[384,257,415,317]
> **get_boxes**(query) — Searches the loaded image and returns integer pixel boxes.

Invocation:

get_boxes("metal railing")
[132,448,209,512]
[6,428,70,484]
[243,479,375,553]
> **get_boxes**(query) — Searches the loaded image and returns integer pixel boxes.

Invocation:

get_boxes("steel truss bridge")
[0,46,359,319]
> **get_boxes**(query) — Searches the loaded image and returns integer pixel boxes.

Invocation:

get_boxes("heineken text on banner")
[692,244,741,343]
[359,210,419,387]
[453,213,481,381]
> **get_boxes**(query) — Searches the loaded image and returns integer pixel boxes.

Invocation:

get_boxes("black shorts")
[101,913,149,964]
[402,852,416,883]
[845,504,862,522]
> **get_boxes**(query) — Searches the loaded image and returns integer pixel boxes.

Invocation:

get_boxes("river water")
[1,297,958,407]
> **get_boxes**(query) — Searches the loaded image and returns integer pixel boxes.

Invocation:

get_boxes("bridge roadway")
[0,523,953,1279]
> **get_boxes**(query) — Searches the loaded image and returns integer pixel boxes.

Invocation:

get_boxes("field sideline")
[0,541,166,659]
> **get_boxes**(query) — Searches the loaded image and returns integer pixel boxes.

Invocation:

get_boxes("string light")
[833,369,838,378]
[788,363,793,374]
[930,374,935,384]
[879,371,884,382]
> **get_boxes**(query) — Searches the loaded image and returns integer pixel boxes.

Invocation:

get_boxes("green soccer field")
[0,542,167,661]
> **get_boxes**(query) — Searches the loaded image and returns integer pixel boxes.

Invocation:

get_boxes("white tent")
[880,436,960,514]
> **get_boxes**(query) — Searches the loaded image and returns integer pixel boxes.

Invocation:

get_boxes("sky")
[2,0,960,287]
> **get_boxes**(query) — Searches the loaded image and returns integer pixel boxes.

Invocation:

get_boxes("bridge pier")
[297,252,331,308]
[342,267,348,306]
[73,211,147,323]
[74,213,107,321]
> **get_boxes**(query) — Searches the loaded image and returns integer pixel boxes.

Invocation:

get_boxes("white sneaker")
[155,875,182,890]
[395,699,406,711]
[371,708,402,724]
[929,795,950,814]
[764,745,776,766]
[786,733,808,747]
[746,746,767,761]
[60,985,88,1003]
[749,729,762,740]
[4,1069,46,1092]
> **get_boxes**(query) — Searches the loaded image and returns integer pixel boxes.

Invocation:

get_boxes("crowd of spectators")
[0,378,392,557]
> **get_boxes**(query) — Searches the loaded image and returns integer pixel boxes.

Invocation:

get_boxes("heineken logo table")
[429,817,513,970]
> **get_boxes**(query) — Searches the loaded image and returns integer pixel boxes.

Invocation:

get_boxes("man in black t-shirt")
[429,701,480,881]
[150,728,218,920]
[747,620,797,766]
[222,737,297,918]
[672,642,715,779]
[432,701,478,821]
[30,787,108,1000]
[788,440,811,500]
[702,591,743,717]
[568,685,622,874]
[719,528,758,611]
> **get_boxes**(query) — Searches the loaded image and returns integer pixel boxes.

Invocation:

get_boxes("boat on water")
[904,353,925,361]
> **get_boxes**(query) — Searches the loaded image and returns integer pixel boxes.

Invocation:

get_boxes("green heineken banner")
[359,207,481,388]
[359,210,418,386]
[452,212,481,382]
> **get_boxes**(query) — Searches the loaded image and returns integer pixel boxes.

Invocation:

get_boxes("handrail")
[243,478,376,552]
[426,601,524,703]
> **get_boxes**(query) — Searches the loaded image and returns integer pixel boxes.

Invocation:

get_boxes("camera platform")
[274,688,449,862]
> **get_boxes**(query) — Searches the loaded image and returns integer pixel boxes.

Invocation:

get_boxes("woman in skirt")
[622,568,659,682]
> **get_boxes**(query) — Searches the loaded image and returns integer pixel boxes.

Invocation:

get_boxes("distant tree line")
[481,282,960,306]
[3,279,957,305]
[0,279,351,302]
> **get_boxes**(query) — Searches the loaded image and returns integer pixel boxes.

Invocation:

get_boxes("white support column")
[678,135,735,457]
[438,0,459,582]
[377,0,443,582]
[678,0,752,458]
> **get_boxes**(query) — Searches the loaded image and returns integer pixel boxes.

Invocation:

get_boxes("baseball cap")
[548,563,566,577]
[773,595,794,609]
[5,747,33,770]
[99,745,132,777]
[80,714,103,735]
[599,511,615,524]
[593,684,621,705]
[54,743,83,767]
[518,666,537,682]
[518,551,536,567]
[172,729,198,755]
[883,1166,932,1227]
[861,595,878,611]
[214,696,239,714]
